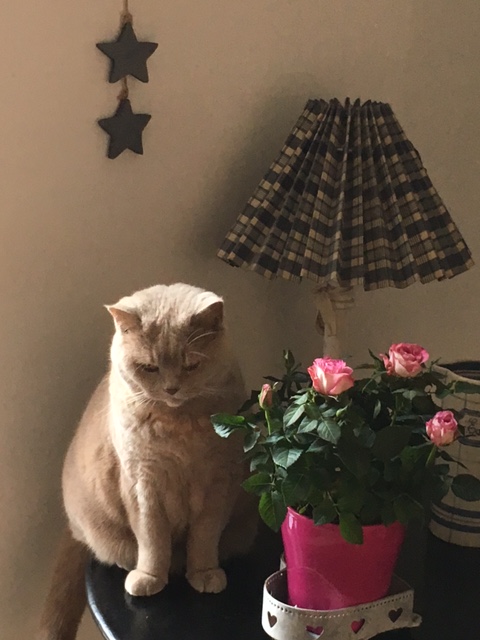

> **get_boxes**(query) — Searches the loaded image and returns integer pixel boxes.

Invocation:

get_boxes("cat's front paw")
[125,569,167,596]
[187,568,227,593]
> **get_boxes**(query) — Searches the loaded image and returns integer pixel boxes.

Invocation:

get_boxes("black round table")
[86,527,480,640]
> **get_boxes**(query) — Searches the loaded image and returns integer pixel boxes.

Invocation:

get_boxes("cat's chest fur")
[113,407,243,532]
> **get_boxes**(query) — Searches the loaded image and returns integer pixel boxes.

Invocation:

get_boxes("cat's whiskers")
[123,388,156,410]
[188,350,209,360]
[197,384,225,398]
[126,394,154,408]
[124,388,147,401]
[186,330,217,346]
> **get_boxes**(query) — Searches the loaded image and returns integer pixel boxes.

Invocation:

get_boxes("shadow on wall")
[187,74,328,257]
[177,75,329,376]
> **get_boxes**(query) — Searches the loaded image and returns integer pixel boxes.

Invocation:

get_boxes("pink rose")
[307,357,354,396]
[259,384,273,409]
[381,343,429,377]
[426,410,458,446]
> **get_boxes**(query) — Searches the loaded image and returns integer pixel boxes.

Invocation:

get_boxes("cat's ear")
[105,305,141,333]
[193,300,224,333]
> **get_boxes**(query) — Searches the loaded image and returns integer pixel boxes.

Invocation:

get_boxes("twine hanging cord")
[118,0,132,101]
[117,77,129,101]
[121,0,133,26]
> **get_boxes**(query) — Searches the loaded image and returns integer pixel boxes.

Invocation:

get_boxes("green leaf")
[296,417,319,434]
[384,459,401,482]
[359,494,383,525]
[290,389,310,404]
[264,432,285,445]
[320,407,339,419]
[249,450,272,472]
[434,463,450,475]
[243,429,261,452]
[428,474,451,502]
[304,403,321,420]
[338,485,366,513]
[400,443,430,462]
[271,445,303,469]
[337,439,370,479]
[258,491,287,531]
[339,512,364,544]
[399,444,430,472]
[451,474,480,502]
[306,468,333,496]
[281,468,312,505]
[317,418,342,444]
[283,349,296,372]
[368,349,383,366]
[242,472,272,495]
[393,495,424,525]
[381,503,396,526]
[354,424,376,448]
[292,372,310,384]
[312,498,337,525]
[293,433,316,446]
[283,403,305,427]
[367,466,381,486]
[403,389,424,401]
[211,413,247,437]
[238,390,260,412]
[371,425,412,462]
[306,439,328,454]
[373,399,382,420]
[268,417,284,432]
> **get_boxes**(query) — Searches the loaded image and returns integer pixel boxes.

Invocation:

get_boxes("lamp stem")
[314,287,354,358]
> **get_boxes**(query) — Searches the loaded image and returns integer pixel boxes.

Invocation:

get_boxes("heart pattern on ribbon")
[351,618,366,633]
[267,612,277,627]
[306,624,325,638]
[388,608,403,622]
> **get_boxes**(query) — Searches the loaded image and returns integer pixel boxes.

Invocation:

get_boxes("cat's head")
[107,283,228,407]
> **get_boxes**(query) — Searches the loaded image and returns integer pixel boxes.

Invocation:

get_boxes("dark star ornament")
[98,99,151,159]
[96,22,158,83]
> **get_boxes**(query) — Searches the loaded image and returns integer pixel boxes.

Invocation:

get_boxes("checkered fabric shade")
[217,98,474,290]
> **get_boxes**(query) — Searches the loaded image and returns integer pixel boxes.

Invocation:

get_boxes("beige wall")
[0,2,478,638]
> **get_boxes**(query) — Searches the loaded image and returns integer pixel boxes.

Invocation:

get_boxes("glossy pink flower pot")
[281,508,405,610]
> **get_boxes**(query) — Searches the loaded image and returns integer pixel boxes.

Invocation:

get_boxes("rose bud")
[259,384,273,409]
[426,410,458,446]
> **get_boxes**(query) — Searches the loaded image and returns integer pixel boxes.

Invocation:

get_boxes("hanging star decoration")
[96,21,158,83]
[98,97,151,159]
[97,3,156,159]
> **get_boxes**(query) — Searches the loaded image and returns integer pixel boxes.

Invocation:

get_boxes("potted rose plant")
[212,344,480,610]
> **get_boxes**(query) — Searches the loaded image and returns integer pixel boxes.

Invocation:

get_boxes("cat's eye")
[140,364,159,373]
[183,362,200,372]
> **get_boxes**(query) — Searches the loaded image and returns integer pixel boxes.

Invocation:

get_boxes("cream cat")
[37,283,257,640]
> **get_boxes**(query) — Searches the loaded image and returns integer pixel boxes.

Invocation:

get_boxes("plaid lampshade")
[217,98,474,354]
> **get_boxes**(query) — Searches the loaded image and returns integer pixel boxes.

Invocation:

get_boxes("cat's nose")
[165,387,179,396]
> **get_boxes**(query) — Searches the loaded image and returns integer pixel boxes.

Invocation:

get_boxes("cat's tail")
[36,527,90,640]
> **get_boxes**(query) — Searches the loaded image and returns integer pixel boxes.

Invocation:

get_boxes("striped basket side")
[429,362,480,547]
